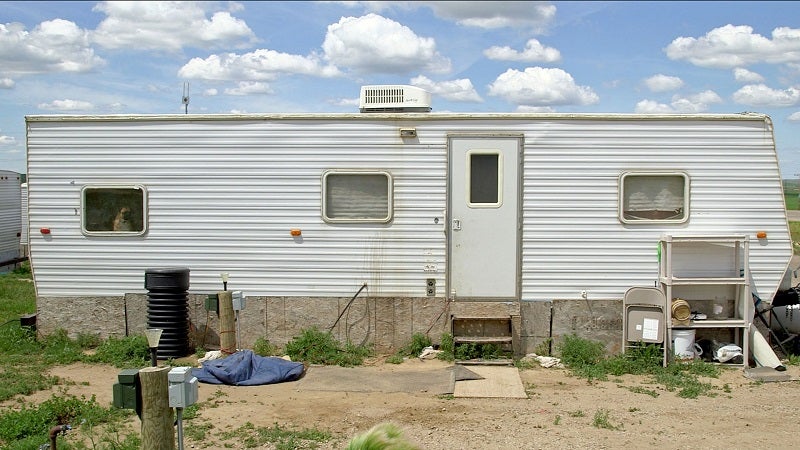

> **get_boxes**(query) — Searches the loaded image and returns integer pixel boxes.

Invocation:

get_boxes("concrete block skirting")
[36,295,625,356]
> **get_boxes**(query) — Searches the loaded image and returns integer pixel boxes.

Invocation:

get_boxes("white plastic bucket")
[672,329,701,360]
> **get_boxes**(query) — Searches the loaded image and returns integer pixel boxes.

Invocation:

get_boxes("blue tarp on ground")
[192,350,305,386]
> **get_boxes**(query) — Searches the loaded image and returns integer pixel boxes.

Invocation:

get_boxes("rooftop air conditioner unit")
[359,85,432,113]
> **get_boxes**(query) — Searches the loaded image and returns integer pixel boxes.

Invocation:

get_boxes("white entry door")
[448,136,520,300]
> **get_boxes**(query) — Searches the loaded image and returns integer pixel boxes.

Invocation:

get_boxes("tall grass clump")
[399,332,432,357]
[0,262,35,324]
[557,334,721,398]
[284,327,372,367]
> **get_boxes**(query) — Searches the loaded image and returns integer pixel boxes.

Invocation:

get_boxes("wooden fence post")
[139,366,174,450]
[218,290,236,355]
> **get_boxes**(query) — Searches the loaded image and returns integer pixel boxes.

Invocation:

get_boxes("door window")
[467,151,502,207]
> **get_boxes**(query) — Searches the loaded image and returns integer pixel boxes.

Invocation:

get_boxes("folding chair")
[623,287,667,366]
[753,289,800,356]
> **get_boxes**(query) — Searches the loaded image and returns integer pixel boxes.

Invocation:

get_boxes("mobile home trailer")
[25,91,792,356]
[0,170,22,271]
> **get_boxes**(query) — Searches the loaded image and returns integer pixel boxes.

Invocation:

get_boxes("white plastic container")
[673,329,701,360]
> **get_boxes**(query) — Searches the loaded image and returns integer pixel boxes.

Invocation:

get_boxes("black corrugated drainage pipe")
[144,267,190,359]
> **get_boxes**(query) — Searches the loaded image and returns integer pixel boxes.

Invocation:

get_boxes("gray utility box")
[168,367,199,408]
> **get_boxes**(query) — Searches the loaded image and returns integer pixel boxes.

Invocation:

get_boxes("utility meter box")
[112,369,140,411]
[232,290,246,311]
[168,367,199,408]
[205,294,218,312]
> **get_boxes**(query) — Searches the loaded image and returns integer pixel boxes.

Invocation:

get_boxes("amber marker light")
[756,231,767,239]
[290,229,302,237]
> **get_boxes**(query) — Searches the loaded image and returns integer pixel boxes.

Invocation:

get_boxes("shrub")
[284,327,372,367]
[399,332,432,357]
[252,337,280,357]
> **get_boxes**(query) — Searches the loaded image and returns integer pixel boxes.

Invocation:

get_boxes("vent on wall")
[359,85,432,113]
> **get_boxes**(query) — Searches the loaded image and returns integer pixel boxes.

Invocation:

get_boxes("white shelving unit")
[659,235,750,367]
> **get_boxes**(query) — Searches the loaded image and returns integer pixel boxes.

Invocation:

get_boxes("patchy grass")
[218,421,332,449]
[557,334,721,399]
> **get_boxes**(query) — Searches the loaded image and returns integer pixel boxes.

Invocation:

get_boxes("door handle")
[452,219,462,231]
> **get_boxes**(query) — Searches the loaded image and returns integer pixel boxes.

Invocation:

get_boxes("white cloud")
[487,67,599,107]
[732,84,800,107]
[38,99,94,111]
[733,67,765,83]
[635,90,722,113]
[788,111,800,122]
[516,105,555,113]
[0,78,14,88]
[330,97,360,107]
[322,14,451,74]
[204,88,219,96]
[92,1,257,52]
[179,49,341,81]
[224,81,273,96]
[410,75,482,102]
[665,24,800,69]
[644,74,683,93]
[484,39,561,63]
[634,99,674,114]
[0,135,16,145]
[671,90,723,112]
[0,20,103,76]
[426,2,556,30]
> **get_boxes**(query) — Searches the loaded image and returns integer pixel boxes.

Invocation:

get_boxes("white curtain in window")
[326,174,389,220]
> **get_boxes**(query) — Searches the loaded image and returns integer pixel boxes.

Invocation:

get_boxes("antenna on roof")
[182,82,190,114]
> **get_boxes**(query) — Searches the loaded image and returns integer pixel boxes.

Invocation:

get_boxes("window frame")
[466,149,504,208]
[81,184,148,236]
[618,171,690,224]
[321,170,394,224]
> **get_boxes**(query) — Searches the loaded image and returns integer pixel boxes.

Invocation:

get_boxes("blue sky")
[1,1,799,178]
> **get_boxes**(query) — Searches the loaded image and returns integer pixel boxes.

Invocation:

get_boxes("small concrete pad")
[452,365,527,398]
[296,364,454,395]
[743,366,797,382]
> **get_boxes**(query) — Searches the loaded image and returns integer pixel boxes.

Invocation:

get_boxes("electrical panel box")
[168,367,199,408]
[205,294,218,312]
[112,368,141,412]
[232,290,246,311]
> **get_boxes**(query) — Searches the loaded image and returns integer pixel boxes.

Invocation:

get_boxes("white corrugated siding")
[27,118,447,296]
[520,118,790,302]
[20,183,28,246]
[0,171,21,263]
[26,114,791,301]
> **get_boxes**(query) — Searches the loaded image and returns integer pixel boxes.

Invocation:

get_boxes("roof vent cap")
[359,85,431,113]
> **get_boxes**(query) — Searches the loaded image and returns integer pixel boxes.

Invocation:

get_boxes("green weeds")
[284,327,372,366]
[558,334,722,398]
[218,422,332,449]
[0,393,132,449]
[436,333,510,362]
[253,336,280,357]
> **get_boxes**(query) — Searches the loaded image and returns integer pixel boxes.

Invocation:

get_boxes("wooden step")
[456,358,514,366]
[451,316,512,339]
[454,336,513,344]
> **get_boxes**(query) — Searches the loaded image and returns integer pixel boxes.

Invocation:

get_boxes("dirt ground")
[10,355,800,450]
